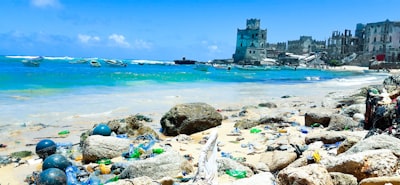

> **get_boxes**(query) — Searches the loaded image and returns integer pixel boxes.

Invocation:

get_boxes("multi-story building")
[232,19,268,65]
[287,36,326,55]
[327,30,360,59]
[362,19,400,62]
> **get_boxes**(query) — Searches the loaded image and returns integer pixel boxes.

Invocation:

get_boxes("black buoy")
[35,139,57,159]
[42,154,71,172]
[38,168,67,185]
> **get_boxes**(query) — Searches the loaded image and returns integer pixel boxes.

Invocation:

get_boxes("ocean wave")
[6,55,41,59]
[44,56,75,60]
[131,59,174,65]
[305,76,320,81]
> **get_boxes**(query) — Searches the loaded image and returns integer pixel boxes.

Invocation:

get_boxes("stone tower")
[232,19,267,65]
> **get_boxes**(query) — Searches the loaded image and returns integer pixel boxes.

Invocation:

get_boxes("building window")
[241,34,243,39]
[251,43,254,47]
[240,43,243,47]
[374,37,376,42]
[390,36,392,42]
[249,51,251,54]
[252,34,254,39]
[262,34,264,38]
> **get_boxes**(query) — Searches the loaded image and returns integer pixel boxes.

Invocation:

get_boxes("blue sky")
[0,0,399,61]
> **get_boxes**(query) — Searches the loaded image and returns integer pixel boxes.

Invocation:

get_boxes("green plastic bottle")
[130,148,141,158]
[250,128,261,133]
[96,158,111,165]
[225,169,246,178]
[152,148,164,154]
[58,130,70,135]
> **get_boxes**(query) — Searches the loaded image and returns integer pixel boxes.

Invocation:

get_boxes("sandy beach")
[0,66,390,184]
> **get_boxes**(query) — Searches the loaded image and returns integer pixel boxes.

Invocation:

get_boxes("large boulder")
[344,134,400,156]
[359,176,400,185]
[304,112,331,127]
[119,148,193,180]
[277,164,333,185]
[259,151,297,172]
[329,172,358,185]
[160,103,222,136]
[327,114,360,131]
[305,131,347,145]
[229,172,275,185]
[82,135,131,163]
[322,149,398,181]
[217,157,254,177]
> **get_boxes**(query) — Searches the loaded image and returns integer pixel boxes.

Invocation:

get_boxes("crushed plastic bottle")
[250,128,261,133]
[152,148,164,154]
[96,158,111,165]
[225,169,246,178]
[139,139,156,151]
[66,166,80,185]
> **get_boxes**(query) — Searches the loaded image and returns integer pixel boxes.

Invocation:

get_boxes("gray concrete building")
[232,19,267,65]
[362,19,400,62]
[327,30,360,59]
[287,36,326,55]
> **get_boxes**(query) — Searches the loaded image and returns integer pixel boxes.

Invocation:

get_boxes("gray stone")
[258,115,288,124]
[352,113,364,122]
[82,135,131,163]
[327,114,359,131]
[337,137,361,154]
[323,149,398,181]
[234,119,258,129]
[229,172,275,185]
[160,103,222,136]
[304,112,331,127]
[305,131,347,145]
[329,172,357,185]
[106,176,158,185]
[277,164,333,185]
[344,134,400,156]
[259,151,297,172]
[342,104,366,117]
[258,102,278,108]
[217,157,254,177]
[119,148,193,180]
[359,176,400,185]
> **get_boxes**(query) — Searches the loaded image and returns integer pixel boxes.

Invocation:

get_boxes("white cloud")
[31,0,61,8]
[133,39,152,49]
[108,34,130,47]
[208,45,220,53]
[77,34,100,44]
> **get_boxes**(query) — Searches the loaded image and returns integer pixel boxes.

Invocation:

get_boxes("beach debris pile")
[364,74,400,138]
[5,89,400,184]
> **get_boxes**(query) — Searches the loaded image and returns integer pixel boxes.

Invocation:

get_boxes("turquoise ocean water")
[0,55,390,128]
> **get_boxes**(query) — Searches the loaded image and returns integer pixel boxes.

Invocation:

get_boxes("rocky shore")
[2,73,400,184]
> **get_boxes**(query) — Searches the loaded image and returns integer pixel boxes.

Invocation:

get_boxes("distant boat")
[90,60,101,67]
[21,56,43,67]
[104,59,127,67]
[174,57,197,65]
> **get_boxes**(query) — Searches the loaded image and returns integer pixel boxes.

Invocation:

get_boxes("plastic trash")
[38,168,67,185]
[225,169,246,178]
[312,150,321,163]
[152,148,164,154]
[85,174,101,185]
[36,139,57,159]
[300,126,308,134]
[96,158,111,165]
[139,139,156,151]
[0,144,7,148]
[92,124,111,136]
[56,142,73,149]
[221,152,233,159]
[58,130,70,136]
[116,134,128,139]
[106,176,119,183]
[99,164,111,174]
[250,128,261,133]
[66,166,80,185]
[311,123,321,128]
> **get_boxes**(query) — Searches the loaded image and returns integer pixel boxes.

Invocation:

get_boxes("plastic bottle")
[58,130,70,135]
[225,169,246,178]
[56,142,73,148]
[139,139,156,151]
[152,148,164,154]
[250,128,261,133]
[66,166,80,185]
[96,158,111,165]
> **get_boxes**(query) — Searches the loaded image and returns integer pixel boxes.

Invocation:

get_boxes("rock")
[107,176,158,185]
[305,131,347,145]
[259,151,297,172]
[342,104,366,117]
[119,148,192,180]
[337,137,361,154]
[304,112,331,127]
[258,102,277,108]
[160,103,223,136]
[327,114,360,131]
[82,135,131,163]
[323,149,398,181]
[258,115,288,124]
[359,176,400,185]
[229,172,275,185]
[329,172,358,185]
[159,177,175,185]
[217,157,254,177]
[352,113,364,122]
[234,119,258,129]
[344,134,400,156]
[277,164,333,185]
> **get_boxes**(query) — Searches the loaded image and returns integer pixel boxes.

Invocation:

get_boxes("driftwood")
[192,130,218,185]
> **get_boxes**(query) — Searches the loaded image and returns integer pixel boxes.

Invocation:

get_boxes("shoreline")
[0,66,390,184]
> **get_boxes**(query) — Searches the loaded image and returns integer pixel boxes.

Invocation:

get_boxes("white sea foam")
[131,59,174,65]
[305,76,320,81]
[6,55,41,59]
[44,56,75,60]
